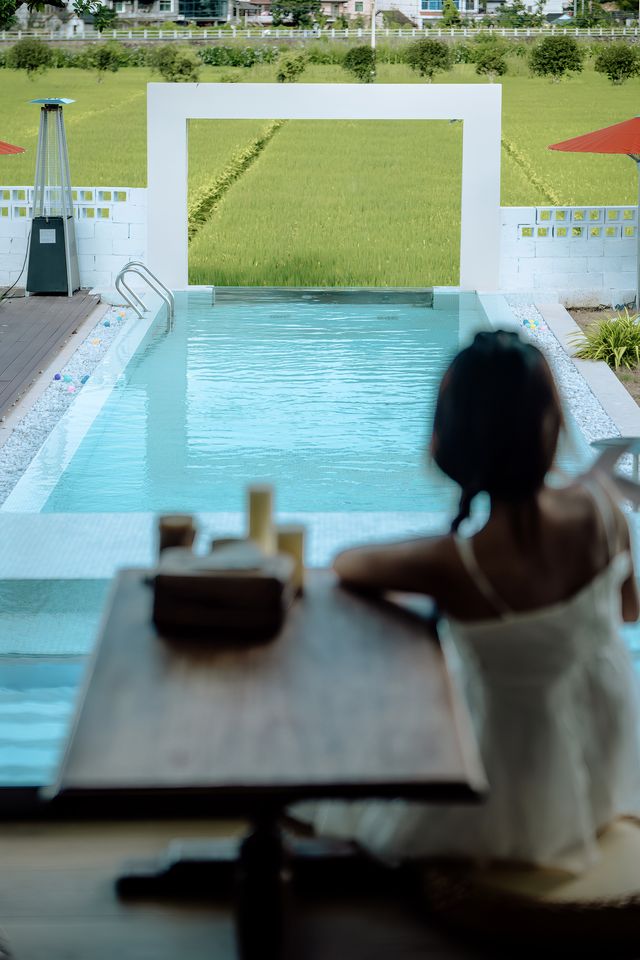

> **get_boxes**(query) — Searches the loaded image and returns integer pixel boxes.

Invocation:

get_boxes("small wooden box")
[152,544,295,643]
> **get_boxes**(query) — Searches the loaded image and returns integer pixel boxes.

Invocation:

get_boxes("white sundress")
[304,485,640,873]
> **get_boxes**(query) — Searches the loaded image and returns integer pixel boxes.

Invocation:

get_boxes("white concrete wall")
[1,187,637,306]
[0,186,146,292]
[500,205,638,307]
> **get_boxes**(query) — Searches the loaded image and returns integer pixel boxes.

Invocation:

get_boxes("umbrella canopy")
[550,117,640,159]
[549,117,640,307]
[0,140,25,156]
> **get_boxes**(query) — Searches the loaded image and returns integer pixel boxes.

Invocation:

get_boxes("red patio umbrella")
[0,140,25,156]
[550,118,640,307]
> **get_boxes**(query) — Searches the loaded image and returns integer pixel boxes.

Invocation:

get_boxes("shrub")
[90,42,126,79]
[148,44,200,81]
[199,45,279,67]
[343,44,376,82]
[405,37,452,81]
[594,42,640,84]
[452,42,473,64]
[529,35,583,81]
[571,309,640,370]
[6,38,53,77]
[276,54,306,82]
[471,36,509,79]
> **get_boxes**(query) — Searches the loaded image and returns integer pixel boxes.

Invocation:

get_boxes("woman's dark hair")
[431,330,564,533]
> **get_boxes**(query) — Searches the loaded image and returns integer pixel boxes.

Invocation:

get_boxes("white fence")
[1,25,639,42]
[0,187,637,305]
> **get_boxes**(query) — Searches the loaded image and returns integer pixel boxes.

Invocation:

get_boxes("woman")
[307,329,640,872]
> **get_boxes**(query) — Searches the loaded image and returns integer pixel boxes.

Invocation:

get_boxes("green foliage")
[474,44,508,79]
[496,0,545,26]
[276,53,306,82]
[306,42,346,64]
[199,45,279,67]
[405,37,452,81]
[92,5,118,32]
[342,44,376,82]
[148,44,201,81]
[0,0,16,31]
[90,42,124,79]
[72,0,118,32]
[271,0,320,26]
[571,310,640,370]
[441,0,462,26]
[594,42,640,84]
[529,35,584,80]
[6,38,52,76]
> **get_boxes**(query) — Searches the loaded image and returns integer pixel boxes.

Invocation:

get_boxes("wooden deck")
[0,292,100,419]
[0,820,491,960]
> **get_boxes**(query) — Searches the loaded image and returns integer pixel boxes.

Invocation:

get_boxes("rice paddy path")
[188,119,286,242]
[501,135,568,207]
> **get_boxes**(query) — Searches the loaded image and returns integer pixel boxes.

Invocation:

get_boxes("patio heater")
[26,98,80,297]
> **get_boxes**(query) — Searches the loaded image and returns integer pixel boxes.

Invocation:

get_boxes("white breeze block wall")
[501,205,638,307]
[0,186,147,291]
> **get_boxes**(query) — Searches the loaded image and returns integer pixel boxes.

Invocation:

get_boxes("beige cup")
[276,524,305,595]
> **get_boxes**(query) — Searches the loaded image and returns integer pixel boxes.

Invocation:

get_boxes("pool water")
[39,289,477,515]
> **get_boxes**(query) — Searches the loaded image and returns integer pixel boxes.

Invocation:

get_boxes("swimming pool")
[4,289,484,515]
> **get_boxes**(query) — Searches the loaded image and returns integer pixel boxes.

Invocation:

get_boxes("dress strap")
[582,476,617,562]
[452,534,513,617]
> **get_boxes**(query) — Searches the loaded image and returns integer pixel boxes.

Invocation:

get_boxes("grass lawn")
[1,62,639,283]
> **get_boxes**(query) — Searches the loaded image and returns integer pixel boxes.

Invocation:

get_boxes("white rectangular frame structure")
[147,83,502,290]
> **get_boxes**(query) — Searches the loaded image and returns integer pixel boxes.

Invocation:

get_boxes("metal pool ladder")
[115,261,175,330]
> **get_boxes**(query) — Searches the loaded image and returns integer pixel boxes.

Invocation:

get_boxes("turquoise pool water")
[39,289,477,514]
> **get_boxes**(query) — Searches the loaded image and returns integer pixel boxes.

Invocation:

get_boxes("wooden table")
[49,569,486,959]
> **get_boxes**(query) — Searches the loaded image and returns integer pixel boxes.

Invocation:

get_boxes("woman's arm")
[333,537,442,595]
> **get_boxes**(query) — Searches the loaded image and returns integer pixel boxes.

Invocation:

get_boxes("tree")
[92,5,118,32]
[271,0,321,27]
[276,53,306,81]
[3,0,119,32]
[529,35,584,81]
[405,37,453,81]
[594,42,640,84]
[148,44,201,81]
[0,0,16,31]
[471,34,508,80]
[6,37,53,77]
[497,0,545,27]
[474,43,508,80]
[441,0,462,27]
[343,45,376,83]
[91,41,123,80]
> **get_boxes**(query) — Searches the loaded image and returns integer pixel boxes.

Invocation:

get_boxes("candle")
[157,514,196,556]
[247,484,275,554]
[276,524,305,594]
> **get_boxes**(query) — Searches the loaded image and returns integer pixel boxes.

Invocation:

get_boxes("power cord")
[0,226,31,306]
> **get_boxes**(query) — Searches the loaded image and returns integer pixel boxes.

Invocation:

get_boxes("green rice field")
[1,62,639,284]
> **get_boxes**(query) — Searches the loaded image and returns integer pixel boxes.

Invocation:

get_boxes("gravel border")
[0,305,132,506]
[506,297,621,445]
